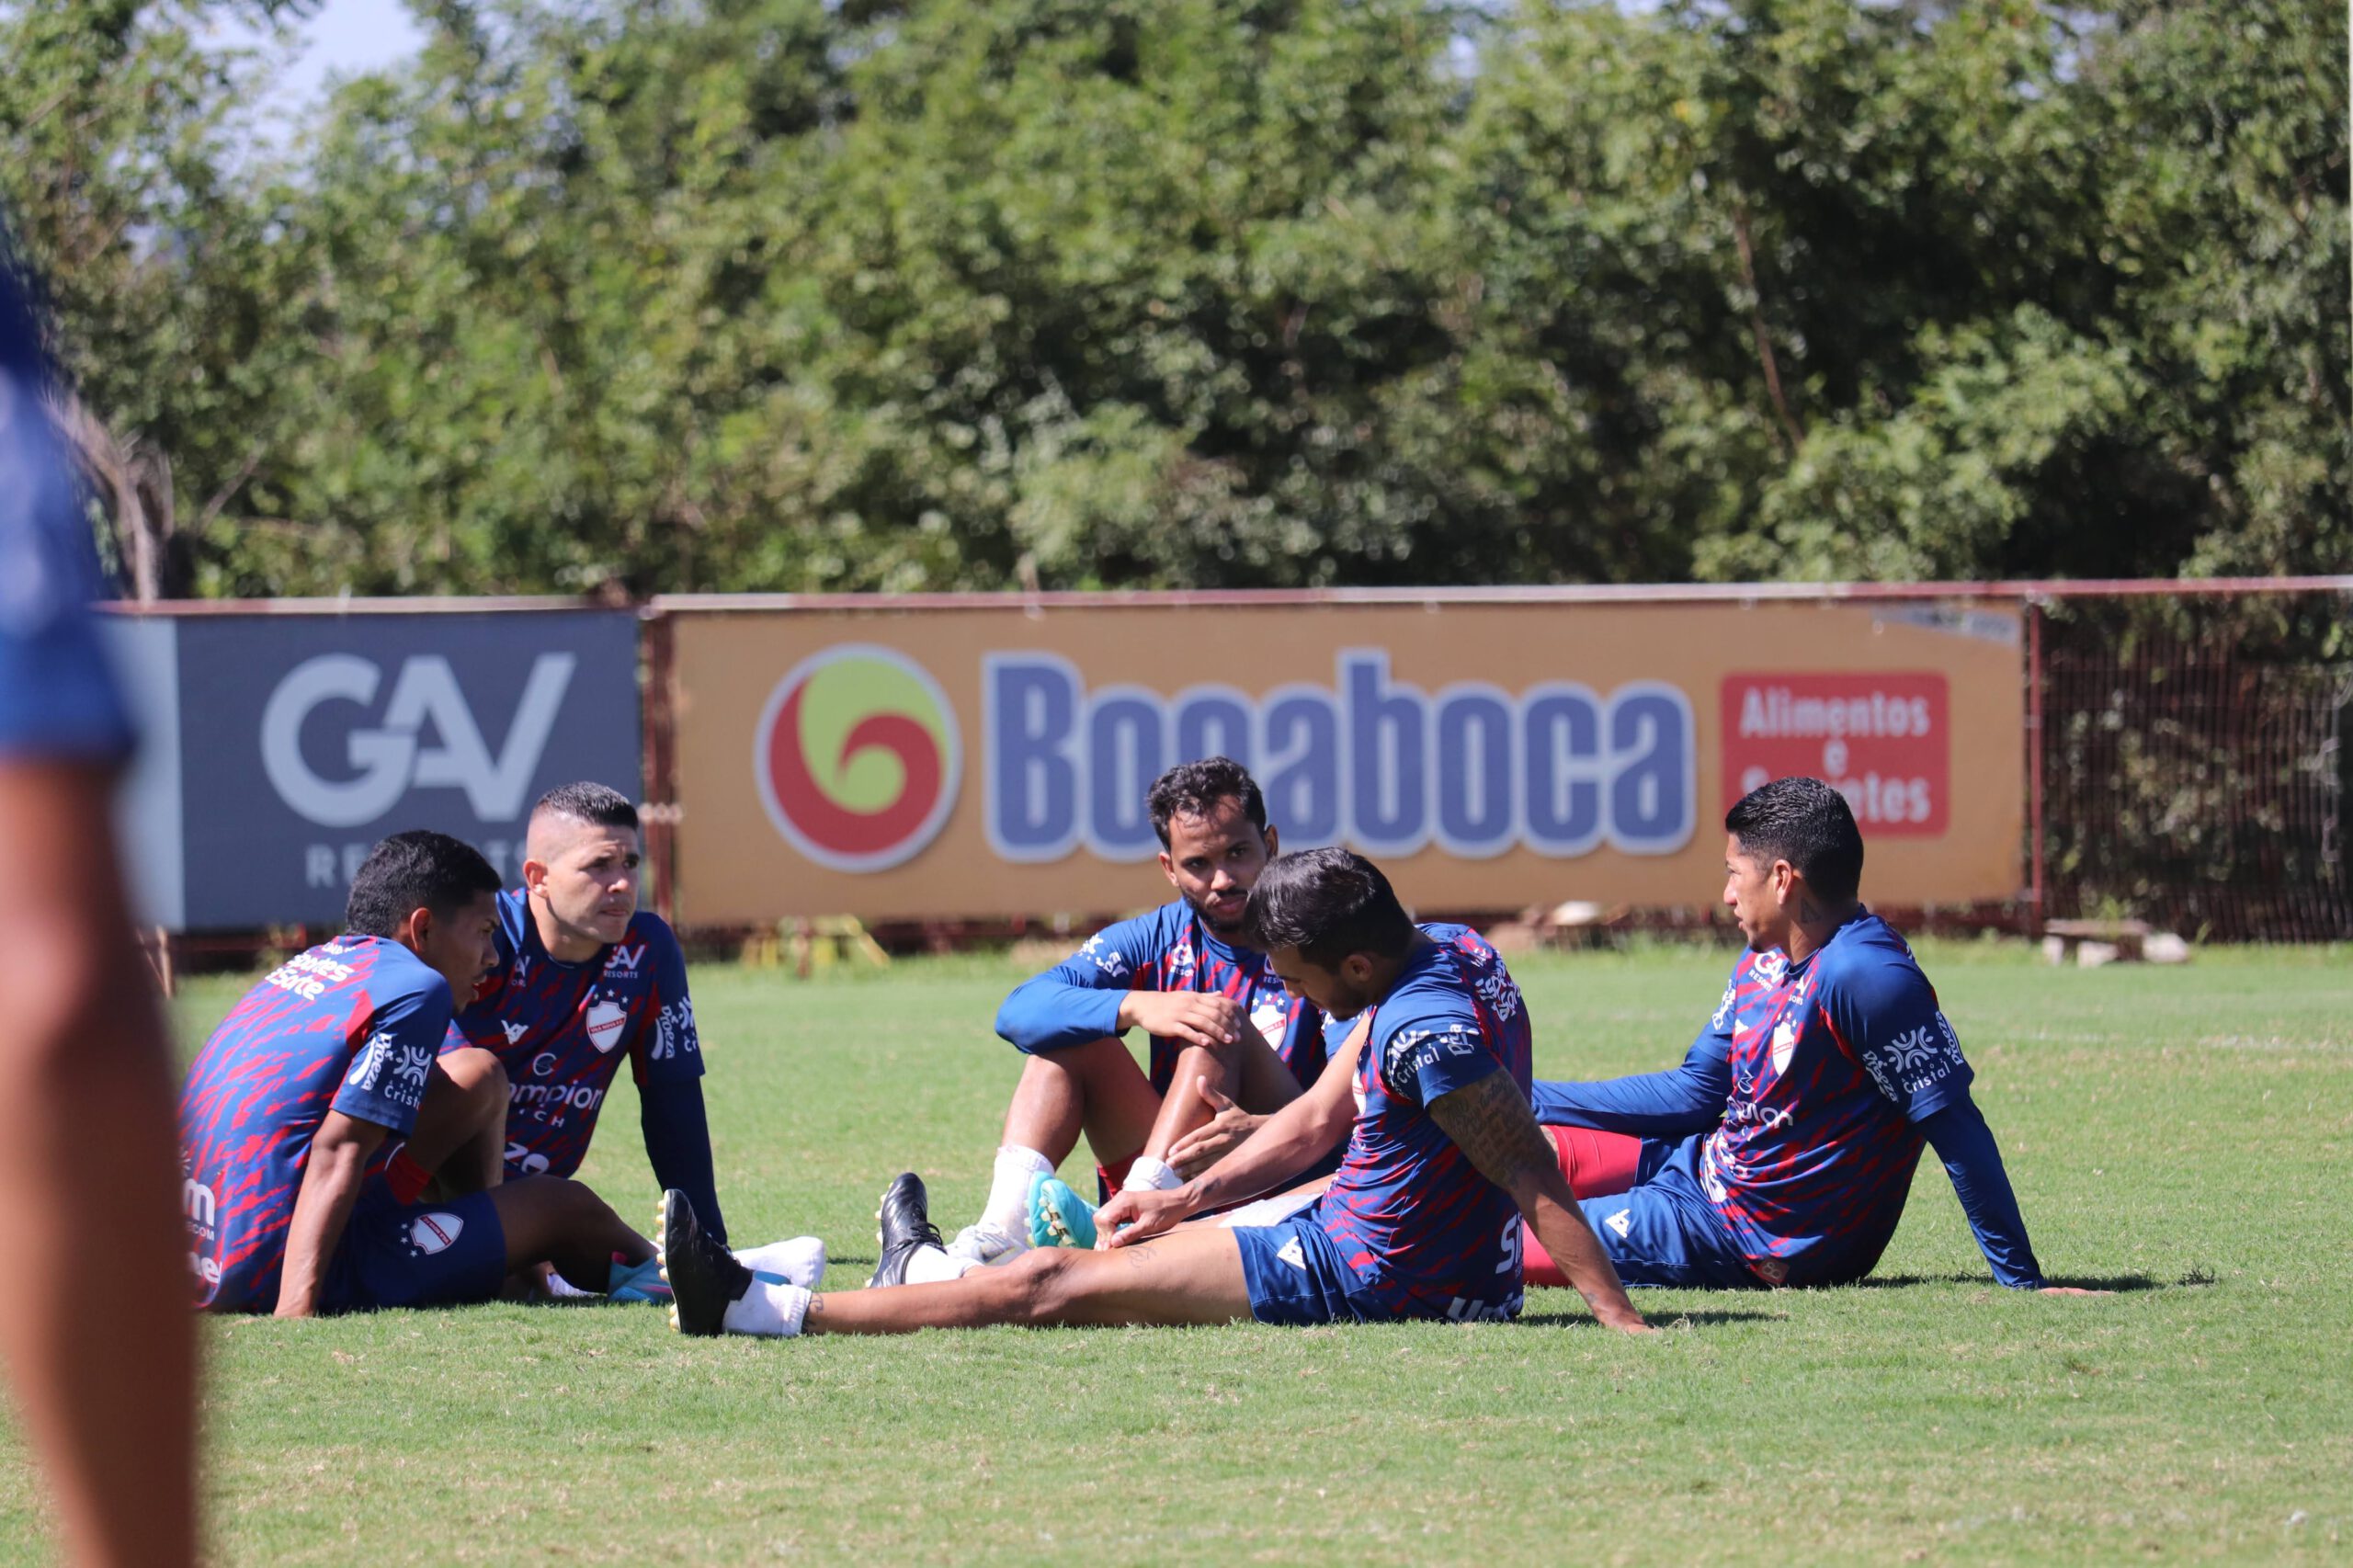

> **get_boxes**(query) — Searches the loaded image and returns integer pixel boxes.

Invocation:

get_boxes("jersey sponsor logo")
[347,1030,394,1090]
[585,999,629,1054]
[605,942,647,974]
[754,644,961,873]
[986,650,1695,862]
[407,1211,465,1256]
[1383,1025,1477,1093]
[529,1051,558,1077]
[260,652,575,827]
[182,1176,218,1237]
[1710,981,1739,1031]
[652,999,698,1060]
[511,1082,607,1115]
[263,949,357,1002]
[504,1142,552,1176]
[1074,934,1131,980]
[388,1041,433,1105]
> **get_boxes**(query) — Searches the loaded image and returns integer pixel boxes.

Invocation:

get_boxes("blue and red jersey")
[0,263,133,763]
[179,937,449,1312]
[1315,925,1533,1322]
[449,890,702,1181]
[1685,911,1973,1282]
[995,901,1328,1095]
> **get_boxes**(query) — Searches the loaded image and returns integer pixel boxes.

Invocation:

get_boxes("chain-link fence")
[2033,586,2352,942]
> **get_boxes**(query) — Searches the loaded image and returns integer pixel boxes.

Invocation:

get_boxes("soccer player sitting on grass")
[448,782,823,1292]
[182,831,666,1315]
[935,757,1337,1275]
[1519,776,2099,1296]
[657,847,1651,1338]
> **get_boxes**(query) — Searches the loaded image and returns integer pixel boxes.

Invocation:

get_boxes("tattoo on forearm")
[1427,1073,1555,1192]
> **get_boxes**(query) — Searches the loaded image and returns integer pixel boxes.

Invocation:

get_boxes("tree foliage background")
[3,0,2345,597]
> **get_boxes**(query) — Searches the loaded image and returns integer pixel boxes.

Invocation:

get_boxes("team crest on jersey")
[585,998,629,1054]
[1249,994,1288,1044]
[407,1212,465,1256]
[1770,1017,1800,1075]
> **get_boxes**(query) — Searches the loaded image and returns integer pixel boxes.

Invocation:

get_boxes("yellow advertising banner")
[665,598,2024,923]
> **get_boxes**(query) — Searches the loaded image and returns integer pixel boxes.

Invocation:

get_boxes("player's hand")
[2036,1286,2114,1297]
[1093,1186,1191,1248]
[1597,1305,1657,1335]
[1166,1077,1262,1178]
[1119,991,1245,1049]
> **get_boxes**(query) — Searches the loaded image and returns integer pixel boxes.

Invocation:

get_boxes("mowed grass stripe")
[0,944,2342,1563]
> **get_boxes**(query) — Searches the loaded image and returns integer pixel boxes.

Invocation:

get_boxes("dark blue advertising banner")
[175,611,641,928]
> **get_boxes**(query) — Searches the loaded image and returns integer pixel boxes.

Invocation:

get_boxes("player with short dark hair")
[181,830,663,1314]
[447,783,823,1292]
[1522,776,2097,1295]
[933,756,1336,1274]
[655,846,1649,1339]
[0,242,194,1567]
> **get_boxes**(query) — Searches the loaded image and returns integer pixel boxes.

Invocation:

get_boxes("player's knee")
[1001,1247,1082,1319]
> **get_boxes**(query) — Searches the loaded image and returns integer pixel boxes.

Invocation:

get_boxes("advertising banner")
[171,611,642,928]
[667,600,2024,923]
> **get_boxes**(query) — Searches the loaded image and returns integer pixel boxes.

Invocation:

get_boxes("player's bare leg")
[997,1039,1165,1173]
[0,763,194,1568]
[488,1176,654,1293]
[1138,1027,1302,1181]
[404,1047,509,1199]
[667,1188,1252,1337]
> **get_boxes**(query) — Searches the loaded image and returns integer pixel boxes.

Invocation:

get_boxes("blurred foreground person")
[0,249,193,1563]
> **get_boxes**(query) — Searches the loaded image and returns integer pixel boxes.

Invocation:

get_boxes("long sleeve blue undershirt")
[641,1077,725,1246]
[1530,1038,2045,1288]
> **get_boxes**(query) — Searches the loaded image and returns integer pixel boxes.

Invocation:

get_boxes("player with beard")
[654,847,1649,1340]
[930,757,1337,1276]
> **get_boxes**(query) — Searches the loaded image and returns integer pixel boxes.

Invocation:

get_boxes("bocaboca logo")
[754,645,962,871]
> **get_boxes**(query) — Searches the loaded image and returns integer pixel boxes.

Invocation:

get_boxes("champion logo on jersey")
[408,1212,465,1255]
[1276,1237,1308,1270]
[605,943,647,975]
[585,999,628,1054]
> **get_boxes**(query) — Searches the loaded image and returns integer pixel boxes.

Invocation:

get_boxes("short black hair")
[1724,777,1865,903]
[345,830,501,937]
[531,780,639,832]
[1242,847,1415,969]
[1147,756,1266,848]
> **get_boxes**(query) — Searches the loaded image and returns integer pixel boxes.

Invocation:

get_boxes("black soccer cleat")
[866,1171,945,1290]
[658,1187,754,1336]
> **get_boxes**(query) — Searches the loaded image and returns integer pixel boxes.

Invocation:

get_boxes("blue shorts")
[321,1183,507,1312]
[1231,1210,1383,1325]
[1582,1164,1762,1290]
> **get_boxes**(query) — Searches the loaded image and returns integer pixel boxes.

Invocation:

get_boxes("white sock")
[901,1244,981,1285]
[734,1236,827,1290]
[981,1145,1053,1233]
[1122,1154,1182,1192]
[721,1279,811,1338]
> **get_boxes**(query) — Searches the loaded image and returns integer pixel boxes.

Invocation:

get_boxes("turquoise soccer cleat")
[1026,1173,1098,1250]
[606,1251,674,1304]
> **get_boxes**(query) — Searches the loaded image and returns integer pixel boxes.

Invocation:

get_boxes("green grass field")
[3,941,2348,1563]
